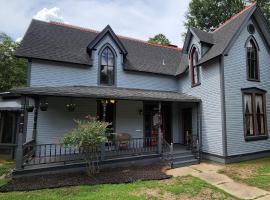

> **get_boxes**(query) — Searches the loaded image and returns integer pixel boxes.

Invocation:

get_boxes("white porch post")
[158,102,162,154]
[15,96,26,170]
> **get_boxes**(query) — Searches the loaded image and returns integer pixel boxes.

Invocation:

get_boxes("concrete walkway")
[166,163,270,200]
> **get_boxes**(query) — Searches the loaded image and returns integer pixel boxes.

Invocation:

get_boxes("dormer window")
[100,47,115,85]
[246,37,259,81]
[190,47,200,87]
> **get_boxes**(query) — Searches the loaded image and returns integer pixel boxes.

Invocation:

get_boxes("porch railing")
[188,135,200,160]
[22,137,158,168]
[162,139,173,165]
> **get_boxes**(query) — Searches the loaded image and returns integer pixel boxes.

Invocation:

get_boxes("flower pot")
[39,102,48,111]
[66,103,76,112]
[26,106,34,112]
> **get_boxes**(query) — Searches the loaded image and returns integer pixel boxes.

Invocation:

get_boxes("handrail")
[22,137,159,167]
[162,139,173,166]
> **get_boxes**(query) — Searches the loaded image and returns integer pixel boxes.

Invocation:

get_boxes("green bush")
[62,116,110,175]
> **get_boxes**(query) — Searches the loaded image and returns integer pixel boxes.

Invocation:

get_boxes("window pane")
[247,39,258,80]
[256,95,265,135]
[100,47,115,85]
[244,94,254,136]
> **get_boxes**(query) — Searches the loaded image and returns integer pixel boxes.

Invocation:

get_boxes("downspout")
[197,100,202,163]
[220,55,228,161]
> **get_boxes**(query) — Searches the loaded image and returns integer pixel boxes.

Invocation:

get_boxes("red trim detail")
[49,21,182,51]
[213,2,257,33]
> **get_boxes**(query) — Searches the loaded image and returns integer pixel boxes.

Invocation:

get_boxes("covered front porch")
[12,86,201,174]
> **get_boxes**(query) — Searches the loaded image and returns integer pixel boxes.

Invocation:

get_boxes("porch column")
[15,96,27,170]
[158,102,162,154]
[32,98,39,141]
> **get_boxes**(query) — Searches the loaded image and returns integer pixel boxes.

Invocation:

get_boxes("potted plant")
[66,103,76,112]
[26,106,34,112]
[39,101,48,111]
[62,116,109,175]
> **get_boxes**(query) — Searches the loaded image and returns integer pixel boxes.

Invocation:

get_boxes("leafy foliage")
[185,0,246,32]
[62,116,109,175]
[62,116,109,147]
[185,0,270,33]
[247,0,270,23]
[148,34,171,45]
[0,33,27,92]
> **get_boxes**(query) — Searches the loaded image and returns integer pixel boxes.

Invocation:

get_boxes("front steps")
[164,150,199,168]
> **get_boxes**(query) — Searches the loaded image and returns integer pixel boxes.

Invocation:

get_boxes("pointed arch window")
[190,47,200,87]
[100,47,115,85]
[242,88,267,141]
[246,38,259,81]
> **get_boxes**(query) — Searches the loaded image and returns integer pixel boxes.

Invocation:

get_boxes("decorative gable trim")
[87,25,128,58]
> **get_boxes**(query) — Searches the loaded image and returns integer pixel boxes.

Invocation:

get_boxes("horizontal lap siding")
[179,63,223,155]
[224,20,270,156]
[179,35,223,156]
[27,97,97,145]
[115,100,143,138]
[30,61,98,87]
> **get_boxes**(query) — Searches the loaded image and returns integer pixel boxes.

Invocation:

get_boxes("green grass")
[0,176,238,200]
[219,158,270,191]
[0,160,14,177]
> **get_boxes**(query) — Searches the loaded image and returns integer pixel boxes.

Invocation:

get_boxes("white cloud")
[33,7,65,22]
[0,0,191,46]
[15,37,22,43]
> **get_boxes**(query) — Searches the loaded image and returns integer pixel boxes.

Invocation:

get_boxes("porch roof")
[12,86,200,102]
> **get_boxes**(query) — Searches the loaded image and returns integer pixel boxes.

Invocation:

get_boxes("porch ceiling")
[11,86,200,102]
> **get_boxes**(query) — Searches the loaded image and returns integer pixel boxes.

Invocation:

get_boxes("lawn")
[219,158,270,191]
[0,160,14,177]
[0,176,238,200]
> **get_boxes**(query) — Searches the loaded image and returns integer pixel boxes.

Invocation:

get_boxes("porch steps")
[166,150,199,169]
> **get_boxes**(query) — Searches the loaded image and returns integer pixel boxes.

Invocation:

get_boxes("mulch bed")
[0,165,171,192]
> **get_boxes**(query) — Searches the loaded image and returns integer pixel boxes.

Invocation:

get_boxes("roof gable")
[198,3,259,65]
[87,25,128,57]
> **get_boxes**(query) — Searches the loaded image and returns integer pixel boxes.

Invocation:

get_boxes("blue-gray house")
[6,3,270,173]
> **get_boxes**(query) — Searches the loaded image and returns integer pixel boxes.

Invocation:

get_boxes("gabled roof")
[87,25,128,56]
[198,2,258,65]
[16,20,182,76]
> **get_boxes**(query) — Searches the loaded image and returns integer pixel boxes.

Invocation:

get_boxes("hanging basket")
[40,102,48,111]
[66,103,76,112]
[26,106,34,112]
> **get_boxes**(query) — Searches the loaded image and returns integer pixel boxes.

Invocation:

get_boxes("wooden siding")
[179,36,223,156]
[30,35,178,91]
[224,20,270,156]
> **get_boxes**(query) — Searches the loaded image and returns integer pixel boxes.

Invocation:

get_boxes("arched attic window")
[100,47,115,85]
[246,37,259,81]
[189,47,200,86]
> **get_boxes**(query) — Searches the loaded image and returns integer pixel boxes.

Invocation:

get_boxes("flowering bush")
[62,116,110,175]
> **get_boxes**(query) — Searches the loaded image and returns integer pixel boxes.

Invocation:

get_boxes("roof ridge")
[213,2,257,33]
[49,21,182,51]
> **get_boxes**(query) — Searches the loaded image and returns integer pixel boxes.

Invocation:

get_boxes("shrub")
[62,116,109,175]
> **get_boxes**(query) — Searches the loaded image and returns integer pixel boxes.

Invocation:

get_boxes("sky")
[0,0,191,47]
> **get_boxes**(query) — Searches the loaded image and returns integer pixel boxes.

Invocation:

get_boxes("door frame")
[182,108,192,145]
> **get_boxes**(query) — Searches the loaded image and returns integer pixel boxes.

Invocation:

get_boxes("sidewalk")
[166,162,270,200]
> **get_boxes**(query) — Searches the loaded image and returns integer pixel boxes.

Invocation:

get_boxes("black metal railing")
[22,137,159,167]
[188,135,200,160]
[162,139,173,165]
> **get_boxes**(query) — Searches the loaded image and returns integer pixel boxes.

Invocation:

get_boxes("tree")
[148,34,171,45]
[185,0,246,32]
[62,116,109,175]
[246,0,270,23]
[0,33,27,92]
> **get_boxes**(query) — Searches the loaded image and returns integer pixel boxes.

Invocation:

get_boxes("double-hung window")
[243,88,268,141]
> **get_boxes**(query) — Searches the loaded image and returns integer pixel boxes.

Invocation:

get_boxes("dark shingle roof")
[16,20,182,76]
[12,86,200,102]
[198,3,257,64]
[190,27,214,44]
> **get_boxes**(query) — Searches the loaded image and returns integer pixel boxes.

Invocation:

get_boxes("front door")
[143,102,172,144]
[182,108,192,145]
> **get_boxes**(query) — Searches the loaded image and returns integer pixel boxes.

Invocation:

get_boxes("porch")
[11,86,201,174]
